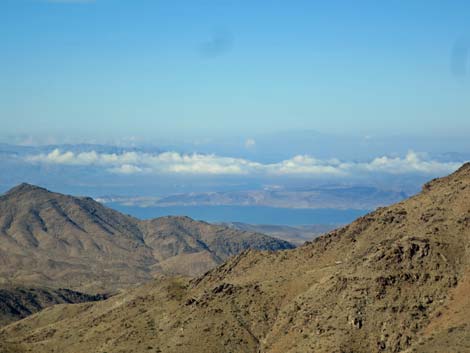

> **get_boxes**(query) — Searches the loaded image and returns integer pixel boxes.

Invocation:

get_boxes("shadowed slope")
[0,286,107,327]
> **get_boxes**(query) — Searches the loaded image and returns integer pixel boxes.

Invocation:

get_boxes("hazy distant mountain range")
[97,185,408,210]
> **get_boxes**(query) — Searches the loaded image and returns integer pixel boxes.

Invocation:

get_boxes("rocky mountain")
[1,163,469,353]
[0,184,293,293]
[141,216,295,277]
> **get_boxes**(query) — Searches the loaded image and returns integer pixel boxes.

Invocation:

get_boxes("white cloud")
[108,164,145,175]
[267,155,348,176]
[25,149,260,175]
[25,149,462,177]
[359,151,458,174]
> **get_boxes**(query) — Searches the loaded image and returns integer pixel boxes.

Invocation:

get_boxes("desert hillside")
[1,164,469,353]
[0,183,293,293]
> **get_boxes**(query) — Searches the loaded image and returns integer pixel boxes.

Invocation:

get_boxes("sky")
[1,0,470,143]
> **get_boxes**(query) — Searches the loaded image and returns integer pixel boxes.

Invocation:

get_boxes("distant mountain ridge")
[0,183,294,293]
[98,185,408,210]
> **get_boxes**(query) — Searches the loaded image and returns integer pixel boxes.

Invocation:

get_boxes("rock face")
[1,164,469,353]
[0,184,294,293]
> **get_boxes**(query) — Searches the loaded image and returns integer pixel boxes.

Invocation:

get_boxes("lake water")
[108,204,369,226]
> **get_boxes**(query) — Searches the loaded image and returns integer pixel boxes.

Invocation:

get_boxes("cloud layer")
[25,149,463,177]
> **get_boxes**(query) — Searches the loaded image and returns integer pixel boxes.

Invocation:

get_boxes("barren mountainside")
[0,184,293,293]
[141,216,294,276]
[1,164,469,353]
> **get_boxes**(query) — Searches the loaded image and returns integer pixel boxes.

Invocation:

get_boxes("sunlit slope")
[0,184,293,293]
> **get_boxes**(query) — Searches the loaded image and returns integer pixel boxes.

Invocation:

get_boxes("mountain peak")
[422,161,470,193]
[0,183,294,292]
[454,161,470,175]
[4,183,49,197]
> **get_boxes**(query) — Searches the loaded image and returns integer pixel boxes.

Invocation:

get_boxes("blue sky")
[1,0,470,142]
